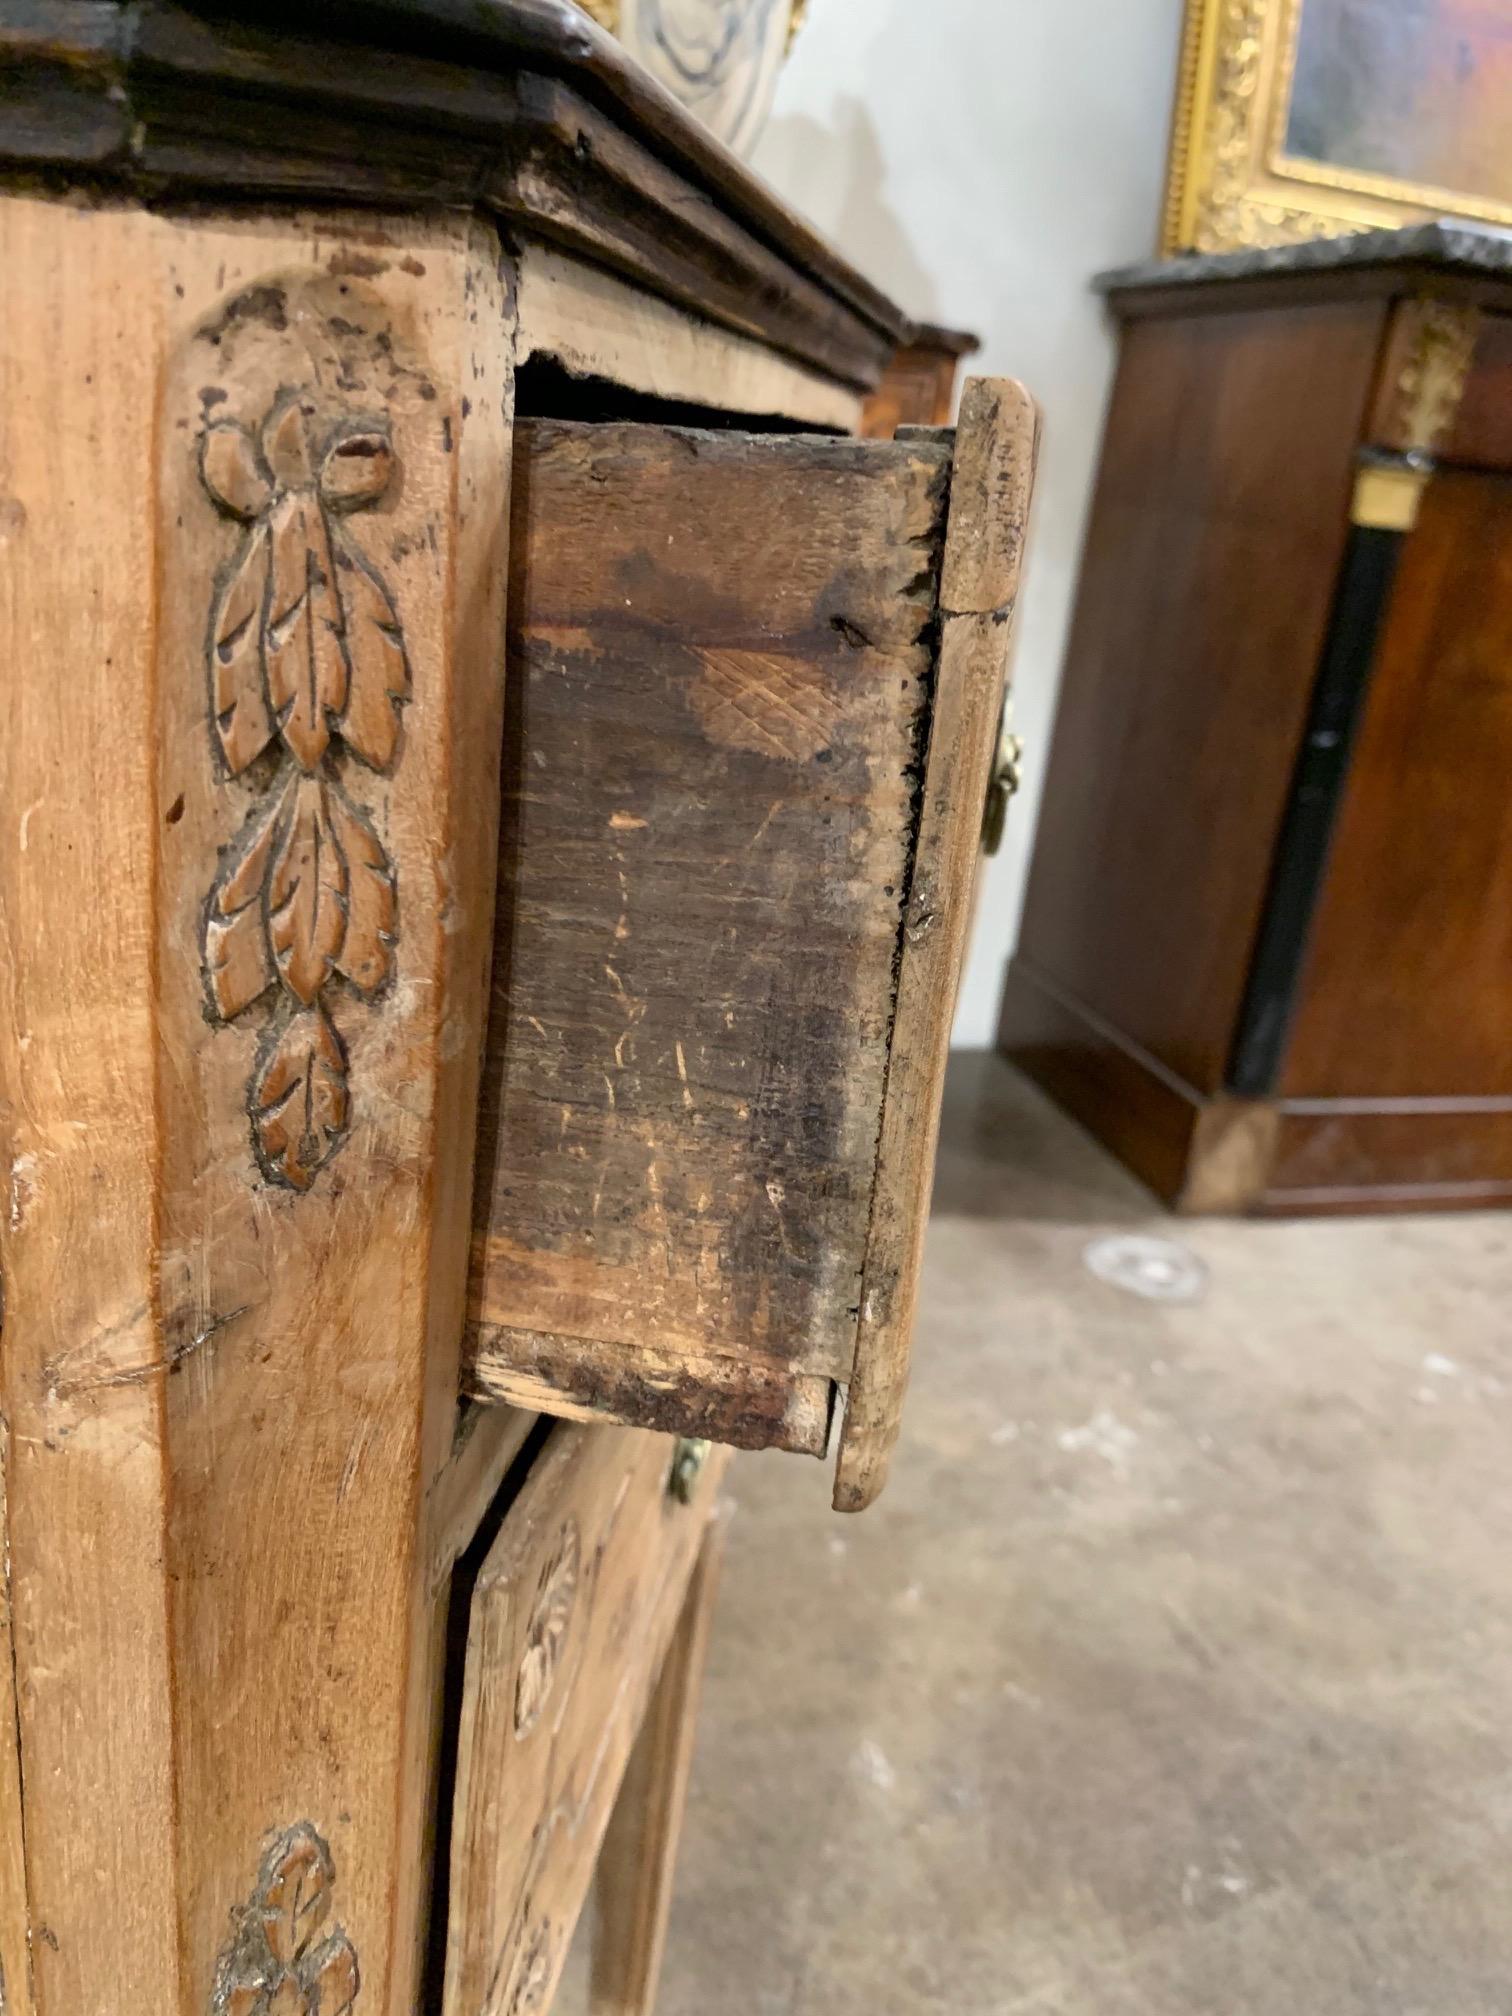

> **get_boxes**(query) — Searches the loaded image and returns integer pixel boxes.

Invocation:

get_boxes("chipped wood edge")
[833,377,1041,1513]
[466,1324,834,1457]
[425,1404,540,1595]
[515,243,862,430]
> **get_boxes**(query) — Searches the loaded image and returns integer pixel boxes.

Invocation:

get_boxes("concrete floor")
[576,1053,1512,2013]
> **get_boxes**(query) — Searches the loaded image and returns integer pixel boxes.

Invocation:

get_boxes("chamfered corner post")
[0,193,516,2013]
[834,377,1041,1514]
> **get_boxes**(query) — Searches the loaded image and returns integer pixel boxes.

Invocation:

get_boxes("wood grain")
[440,1423,727,2016]
[860,323,980,439]
[1444,312,1512,471]
[590,1521,726,2016]
[0,1,906,392]
[0,196,512,2015]
[1281,471,1512,1103]
[1004,301,1389,1099]
[467,420,951,1445]
[1261,1104,1512,1212]
[468,1325,834,1454]
[834,378,1040,1512]
[492,72,895,388]
[515,242,861,431]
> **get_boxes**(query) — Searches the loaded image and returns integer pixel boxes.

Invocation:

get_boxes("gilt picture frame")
[1163,0,1512,254]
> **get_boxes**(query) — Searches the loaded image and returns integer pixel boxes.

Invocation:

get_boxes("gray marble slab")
[1098,219,1512,296]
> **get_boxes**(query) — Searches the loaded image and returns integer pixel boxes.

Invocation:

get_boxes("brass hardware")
[1351,459,1428,534]
[981,704,1023,857]
[669,1437,712,1503]
[1389,301,1480,458]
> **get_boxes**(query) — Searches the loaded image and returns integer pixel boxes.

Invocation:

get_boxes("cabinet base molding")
[1000,962,1512,1217]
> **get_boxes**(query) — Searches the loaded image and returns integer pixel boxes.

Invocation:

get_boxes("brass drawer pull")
[982,701,1024,857]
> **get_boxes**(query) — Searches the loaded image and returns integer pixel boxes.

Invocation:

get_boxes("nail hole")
[166,794,185,825]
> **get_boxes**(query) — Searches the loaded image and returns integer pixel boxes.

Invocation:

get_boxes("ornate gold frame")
[1162,0,1512,254]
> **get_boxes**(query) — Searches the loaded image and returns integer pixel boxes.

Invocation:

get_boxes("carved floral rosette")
[200,391,409,1191]
[211,1822,359,2016]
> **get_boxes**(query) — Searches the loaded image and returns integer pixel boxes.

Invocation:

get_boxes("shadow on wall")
[755,98,940,322]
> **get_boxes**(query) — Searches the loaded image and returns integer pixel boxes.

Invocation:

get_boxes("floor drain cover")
[1082,1235,1208,1304]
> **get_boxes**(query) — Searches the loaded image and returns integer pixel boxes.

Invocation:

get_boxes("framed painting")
[1163,0,1512,253]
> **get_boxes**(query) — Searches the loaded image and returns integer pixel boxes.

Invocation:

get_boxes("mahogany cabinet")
[1001,224,1512,1216]
[0,6,1037,2013]
[860,320,981,437]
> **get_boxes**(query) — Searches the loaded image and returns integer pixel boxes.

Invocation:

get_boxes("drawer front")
[467,378,1038,1507]
[442,1422,725,2016]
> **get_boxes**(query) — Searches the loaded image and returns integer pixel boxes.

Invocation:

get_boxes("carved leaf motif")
[211,1822,358,2016]
[204,775,294,1021]
[211,519,278,775]
[267,1980,307,2016]
[330,539,410,773]
[325,786,396,997]
[253,1006,350,1192]
[265,491,349,771]
[200,386,407,1193]
[320,429,394,511]
[268,776,348,1007]
[263,396,316,490]
[202,420,273,521]
[306,1932,360,2016]
[260,1825,332,1967]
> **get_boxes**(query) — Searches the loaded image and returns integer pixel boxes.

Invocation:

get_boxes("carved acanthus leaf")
[326,786,397,997]
[265,489,348,771]
[211,1821,360,2016]
[330,539,410,774]
[253,1006,350,1193]
[199,387,410,1192]
[267,776,348,1008]
[211,519,278,775]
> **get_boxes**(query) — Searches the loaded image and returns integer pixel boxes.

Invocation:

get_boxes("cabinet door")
[465,380,1037,1509]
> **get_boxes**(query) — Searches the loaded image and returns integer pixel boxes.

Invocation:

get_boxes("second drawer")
[439,1421,726,2016]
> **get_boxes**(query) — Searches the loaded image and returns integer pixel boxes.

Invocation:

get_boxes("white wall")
[751,0,1186,1045]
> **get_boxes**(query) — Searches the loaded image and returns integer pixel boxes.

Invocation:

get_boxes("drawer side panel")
[470,421,950,1414]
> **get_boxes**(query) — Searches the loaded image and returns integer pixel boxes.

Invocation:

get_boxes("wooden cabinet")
[0,7,1038,2013]
[1001,227,1512,1215]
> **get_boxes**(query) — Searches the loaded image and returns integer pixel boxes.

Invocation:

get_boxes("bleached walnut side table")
[0,6,1038,2012]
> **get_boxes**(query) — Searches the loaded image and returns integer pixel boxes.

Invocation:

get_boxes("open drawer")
[465,379,1038,1510]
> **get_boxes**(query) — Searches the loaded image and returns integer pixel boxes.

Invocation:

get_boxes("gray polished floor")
[582,1051,1512,2013]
